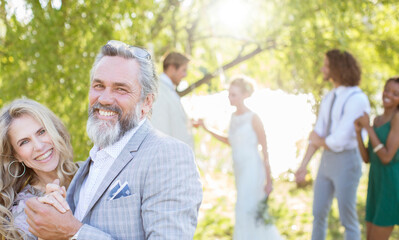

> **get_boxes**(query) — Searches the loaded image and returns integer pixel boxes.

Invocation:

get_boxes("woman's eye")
[20,140,29,146]
[39,129,46,135]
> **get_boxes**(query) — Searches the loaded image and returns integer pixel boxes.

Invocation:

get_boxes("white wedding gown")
[228,111,283,240]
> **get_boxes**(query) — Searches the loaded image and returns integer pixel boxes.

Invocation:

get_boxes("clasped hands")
[25,179,82,240]
[37,179,70,213]
[191,118,204,128]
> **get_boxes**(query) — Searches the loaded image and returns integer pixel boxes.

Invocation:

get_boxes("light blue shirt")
[314,86,370,152]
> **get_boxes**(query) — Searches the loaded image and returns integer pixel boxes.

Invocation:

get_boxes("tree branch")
[178,43,276,97]
[150,0,180,39]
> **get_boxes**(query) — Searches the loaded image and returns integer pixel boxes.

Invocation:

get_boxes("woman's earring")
[8,160,26,178]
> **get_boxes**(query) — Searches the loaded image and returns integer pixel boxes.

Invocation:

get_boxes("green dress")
[366,121,399,226]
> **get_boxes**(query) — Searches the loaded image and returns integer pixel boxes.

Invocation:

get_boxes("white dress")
[228,111,283,240]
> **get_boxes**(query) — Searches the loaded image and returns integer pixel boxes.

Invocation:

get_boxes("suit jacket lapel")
[67,158,91,213]
[81,121,151,222]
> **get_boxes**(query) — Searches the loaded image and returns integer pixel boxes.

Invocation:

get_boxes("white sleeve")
[325,93,370,152]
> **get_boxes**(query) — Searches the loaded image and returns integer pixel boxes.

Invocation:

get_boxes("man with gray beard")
[25,40,203,240]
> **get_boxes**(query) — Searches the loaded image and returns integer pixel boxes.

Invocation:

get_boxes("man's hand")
[25,197,82,240]
[295,166,307,184]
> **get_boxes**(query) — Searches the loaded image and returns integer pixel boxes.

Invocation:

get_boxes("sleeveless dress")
[228,111,283,240]
[366,121,399,226]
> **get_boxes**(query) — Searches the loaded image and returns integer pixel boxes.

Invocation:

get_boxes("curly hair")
[0,99,77,239]
[326,49,361,86]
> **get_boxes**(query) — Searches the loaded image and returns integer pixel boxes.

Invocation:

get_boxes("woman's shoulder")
[391,112,399,127]
[12,185,42,211]
[10,186,38,240]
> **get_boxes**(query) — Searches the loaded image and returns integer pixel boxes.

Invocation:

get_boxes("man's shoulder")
[145,127,192,149]
[153,82,176,106]
[344,87,369,105]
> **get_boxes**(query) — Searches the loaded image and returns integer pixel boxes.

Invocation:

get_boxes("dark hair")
[163,52,190,71]
[326,49,361,86]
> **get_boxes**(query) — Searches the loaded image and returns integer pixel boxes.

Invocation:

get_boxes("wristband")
[373,143,384,153]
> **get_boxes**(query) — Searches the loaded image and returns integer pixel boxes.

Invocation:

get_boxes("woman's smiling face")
[8,114,59,178]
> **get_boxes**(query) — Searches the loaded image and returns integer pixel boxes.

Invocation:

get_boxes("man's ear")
[141,94,154,117]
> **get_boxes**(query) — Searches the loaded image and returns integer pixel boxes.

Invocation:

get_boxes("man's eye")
[117,88,128,93]
[94,84,104,89]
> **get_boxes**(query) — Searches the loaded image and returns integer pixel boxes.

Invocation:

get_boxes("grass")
[194,163,399,240]
[192,127,399,239]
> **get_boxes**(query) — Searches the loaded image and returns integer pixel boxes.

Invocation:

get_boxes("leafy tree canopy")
[1,0,398,160]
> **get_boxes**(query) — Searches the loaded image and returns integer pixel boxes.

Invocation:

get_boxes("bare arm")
[364,113,399,164]
[354,117,369,163]
[252,114,273,195]
[309,131,330,151]
[295,131,320,184]
[198,119,229,145]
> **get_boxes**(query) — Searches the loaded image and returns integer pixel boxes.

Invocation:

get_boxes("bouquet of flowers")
[255,196,275,225]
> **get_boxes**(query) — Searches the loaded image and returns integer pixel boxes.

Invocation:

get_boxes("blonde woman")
[0,99,77,240]
[197,76,282,240]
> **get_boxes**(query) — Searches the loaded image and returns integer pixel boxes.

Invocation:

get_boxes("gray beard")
[86,102,142,149]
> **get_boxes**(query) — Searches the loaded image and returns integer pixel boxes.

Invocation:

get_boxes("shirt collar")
[334,85,358,96]
[89,118,147,161]
[160,73,176,90]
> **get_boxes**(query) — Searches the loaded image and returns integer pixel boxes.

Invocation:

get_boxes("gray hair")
[90,40,158,101]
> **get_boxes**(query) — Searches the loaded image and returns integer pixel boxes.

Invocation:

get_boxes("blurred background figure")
[295,49,370,240]
[196,76,282,240]
[0,99,77,240]
[151,52,194,148]
[355,77,399,240]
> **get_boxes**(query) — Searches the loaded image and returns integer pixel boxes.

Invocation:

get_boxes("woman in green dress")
[355,77,399,240]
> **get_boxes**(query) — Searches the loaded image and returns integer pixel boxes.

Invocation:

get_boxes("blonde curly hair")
[0,99,77,239]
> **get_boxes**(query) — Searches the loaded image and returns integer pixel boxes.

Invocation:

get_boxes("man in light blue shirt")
[296,49,370,240]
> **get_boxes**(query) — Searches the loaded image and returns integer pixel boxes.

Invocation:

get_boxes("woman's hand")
[37,179,70,213]
[354,119,363,133]
[264,180,273,196]
[355,112,370,129]
[196,119,205,128]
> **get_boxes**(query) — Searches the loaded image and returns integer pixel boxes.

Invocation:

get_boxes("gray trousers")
[311,149,362,240]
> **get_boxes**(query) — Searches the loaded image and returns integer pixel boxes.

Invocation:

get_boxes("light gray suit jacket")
[151,74,194,148]
[66,121,203,240]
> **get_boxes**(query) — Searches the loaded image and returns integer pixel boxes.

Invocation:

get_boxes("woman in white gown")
[198,76,283,239]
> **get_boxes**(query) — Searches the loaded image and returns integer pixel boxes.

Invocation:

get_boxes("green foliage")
[195,197,234,239]
[194,169,399,239]
[1,0,399,159]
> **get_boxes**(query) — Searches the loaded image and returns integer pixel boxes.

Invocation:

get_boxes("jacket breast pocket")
[106,193,140,209]
[92,194,143,238]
